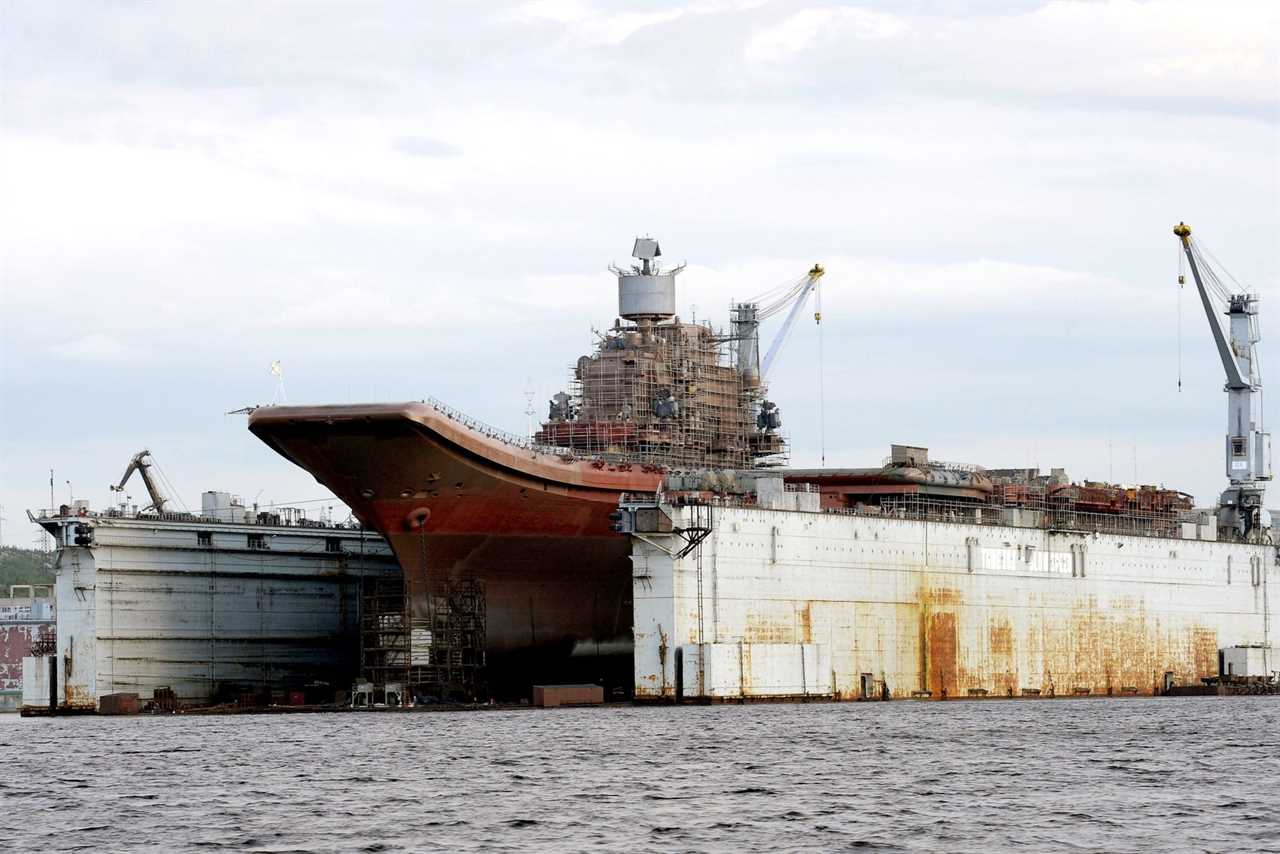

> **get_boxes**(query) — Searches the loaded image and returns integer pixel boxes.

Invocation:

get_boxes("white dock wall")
[633,506,1275,700]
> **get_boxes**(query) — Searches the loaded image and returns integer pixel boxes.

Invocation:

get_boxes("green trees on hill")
[0,546,55,594]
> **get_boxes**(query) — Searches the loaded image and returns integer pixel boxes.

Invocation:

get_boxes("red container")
[532,684,604,708]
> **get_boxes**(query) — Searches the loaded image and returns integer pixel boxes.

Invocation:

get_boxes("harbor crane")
[1175,222,1271,541]
[110,449,171,513]
[731,263,825,386]
[730,263,826,439]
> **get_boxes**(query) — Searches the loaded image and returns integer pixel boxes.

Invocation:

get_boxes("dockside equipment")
[109,450,171,514]
[1175,222,1272,541]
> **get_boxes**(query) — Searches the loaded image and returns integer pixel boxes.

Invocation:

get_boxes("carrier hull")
[249,402,665,696]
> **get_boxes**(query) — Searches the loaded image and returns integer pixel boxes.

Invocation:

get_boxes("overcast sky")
[1,0,1277,540]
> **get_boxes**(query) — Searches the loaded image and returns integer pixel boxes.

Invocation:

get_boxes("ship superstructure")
[537,238,820,468]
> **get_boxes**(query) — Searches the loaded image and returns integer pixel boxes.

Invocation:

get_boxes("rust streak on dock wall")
[926,611,957,699]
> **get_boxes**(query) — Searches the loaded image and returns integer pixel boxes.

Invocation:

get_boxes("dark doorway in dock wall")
[674,647,684,702]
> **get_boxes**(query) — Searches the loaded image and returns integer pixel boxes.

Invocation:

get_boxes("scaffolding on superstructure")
[539,318,786,469]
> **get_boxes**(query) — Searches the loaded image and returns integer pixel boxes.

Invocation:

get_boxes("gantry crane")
[1175,222,1271,541]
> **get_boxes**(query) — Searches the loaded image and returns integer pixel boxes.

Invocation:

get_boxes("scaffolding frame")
[358,532,488,703]
[538,318,786,468]
[407,577,487,698]
[359,575,411,692]
[829,492,1193,540]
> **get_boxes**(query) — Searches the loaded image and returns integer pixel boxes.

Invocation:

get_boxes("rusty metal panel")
[532,684,604,707]
[98,692,140,715]
[0,624,46,692]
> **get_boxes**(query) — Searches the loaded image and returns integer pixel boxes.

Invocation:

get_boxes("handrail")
[616,491,1219,542]
[28,506,374,532]
[881,456,987,473]
[421,396,647,465]
[422,396,580,458]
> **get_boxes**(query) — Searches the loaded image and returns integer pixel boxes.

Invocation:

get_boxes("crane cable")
[151,458,188,513]
[1190,239,1237,304]
[1202,236,1266,430]
[816,282,826,468]
[1199,238,1248,293]
[748,274,811,320]
[1177,242,1184,392]
[1183,236,1265,427]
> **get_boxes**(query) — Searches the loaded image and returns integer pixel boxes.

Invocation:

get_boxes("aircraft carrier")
[249,225,1276,700]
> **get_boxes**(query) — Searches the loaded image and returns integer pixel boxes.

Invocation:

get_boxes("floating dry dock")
[21,493,398,714]
[622,460,1277,701]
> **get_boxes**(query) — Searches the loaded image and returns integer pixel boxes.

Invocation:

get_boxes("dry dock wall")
[632,505,1276,700]
[23,514,397,711]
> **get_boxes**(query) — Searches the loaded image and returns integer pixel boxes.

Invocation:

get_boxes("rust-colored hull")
[249,403,664,696]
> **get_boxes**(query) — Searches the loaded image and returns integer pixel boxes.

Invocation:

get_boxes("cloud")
[508,0,767,46]
[509,0,687,45]
[394,136,461,158]
[737,0,1278,114]
[744,7,908,62]
[51,333,142,363]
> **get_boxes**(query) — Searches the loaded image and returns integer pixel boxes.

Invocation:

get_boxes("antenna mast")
[270,361,288,405]
[523,379,536,439]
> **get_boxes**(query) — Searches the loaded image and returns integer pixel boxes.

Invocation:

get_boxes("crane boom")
[1179,227,1248,390]
[111,449,170,513]
[761,264,824,380]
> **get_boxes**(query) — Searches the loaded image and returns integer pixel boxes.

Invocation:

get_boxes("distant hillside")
[0,546,55,594]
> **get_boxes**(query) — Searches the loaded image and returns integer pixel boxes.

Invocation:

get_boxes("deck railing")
[623,491,1223,542]
[422,396,582,459]
[28,506,374,531]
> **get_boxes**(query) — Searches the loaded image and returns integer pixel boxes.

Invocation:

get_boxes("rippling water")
[3,697,1276,852]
